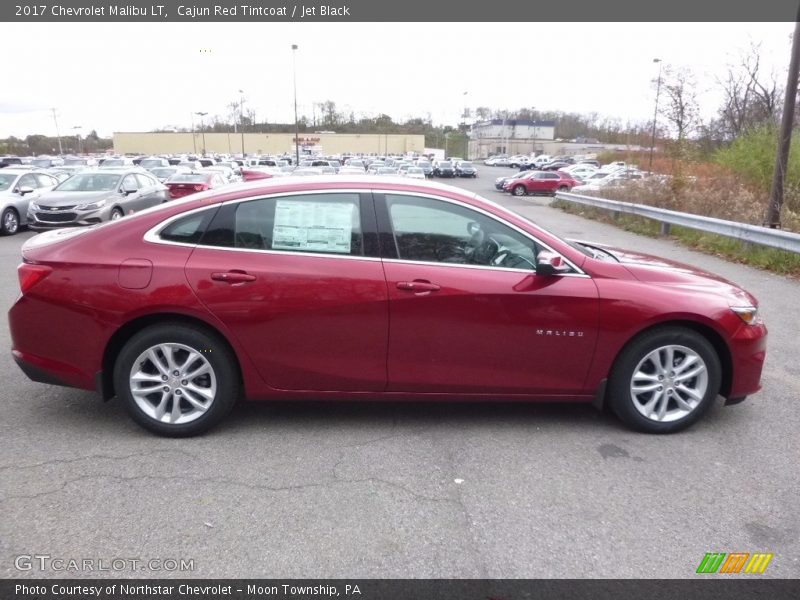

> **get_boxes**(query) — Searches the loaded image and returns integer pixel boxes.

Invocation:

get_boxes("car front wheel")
[512,185,527,196]
[113,323,240,436]
[608,327,721,433]
[1,207,20,235]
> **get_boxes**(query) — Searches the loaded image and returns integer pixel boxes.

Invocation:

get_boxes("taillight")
[18,263,52,294]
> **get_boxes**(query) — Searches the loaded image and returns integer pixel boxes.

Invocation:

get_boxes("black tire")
[607,327,721,433]
[110,207,124,221]
[512,185,527,197]
[1,207,20,235]
[113,323,240,437]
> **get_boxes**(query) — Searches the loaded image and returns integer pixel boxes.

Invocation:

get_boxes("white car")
[0,168,60,235]
[405,167,426,180]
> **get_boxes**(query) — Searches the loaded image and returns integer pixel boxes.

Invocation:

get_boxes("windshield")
[55,173,121,192]
[31,159,52,167]
[102,159,124,167]
[151,168,176,178]
[460,162,473,167]
[0,174,17,191]
[439,161,452,168]
[139,159,164,168]
[63,158,88,166]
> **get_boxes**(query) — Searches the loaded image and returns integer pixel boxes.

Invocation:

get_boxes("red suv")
[8,177,766,436]
[504,171,578,196]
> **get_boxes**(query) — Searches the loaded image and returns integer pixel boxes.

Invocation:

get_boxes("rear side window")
[234,193,363,256]
[159,208,217,244]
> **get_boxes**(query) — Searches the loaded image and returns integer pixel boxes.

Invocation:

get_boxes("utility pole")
[292,44,300,166]
[239,89,245,157]
[764,9,800,228]
[51,108,63,155]
[649,58,663,173]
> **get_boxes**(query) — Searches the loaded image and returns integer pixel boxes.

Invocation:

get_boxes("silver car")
[0,169,60,235]
[27,169,168,230]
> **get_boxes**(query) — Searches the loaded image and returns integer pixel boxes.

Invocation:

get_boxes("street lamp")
[292,44,300,166]
[195,111,208,155]
[239,89,245,157]
[51,108,63,156]
[649,58,663,173]
[72,125,82,154]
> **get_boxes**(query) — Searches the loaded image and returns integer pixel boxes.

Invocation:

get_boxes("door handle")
[396,280,440,293]
[211,270,256,284]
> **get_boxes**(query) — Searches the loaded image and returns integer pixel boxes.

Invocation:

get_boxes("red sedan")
[504,171,578,196]
[164,172,227,200]
[8,177,767,436]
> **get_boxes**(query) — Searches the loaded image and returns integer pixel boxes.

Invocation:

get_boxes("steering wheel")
[492,249,536,270]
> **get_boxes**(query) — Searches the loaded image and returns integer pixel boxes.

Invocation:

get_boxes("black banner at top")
[1,0,798,22]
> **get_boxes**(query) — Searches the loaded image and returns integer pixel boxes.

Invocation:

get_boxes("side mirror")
[17,186,35,196]
[121,186,136,195]
[536,250,571,276]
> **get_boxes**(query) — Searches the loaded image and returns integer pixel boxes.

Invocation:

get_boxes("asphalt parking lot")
[1,166,798,579]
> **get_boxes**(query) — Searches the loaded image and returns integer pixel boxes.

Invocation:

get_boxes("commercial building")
[112,132,425,156]
[468,119,556,158]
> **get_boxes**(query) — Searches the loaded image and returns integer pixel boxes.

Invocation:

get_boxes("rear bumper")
[12,350,86,390]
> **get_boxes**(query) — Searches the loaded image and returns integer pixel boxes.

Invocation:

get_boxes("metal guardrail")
[553,191,800,255]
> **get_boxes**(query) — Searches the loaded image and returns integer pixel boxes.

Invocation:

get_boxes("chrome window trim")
[143,187,587,276]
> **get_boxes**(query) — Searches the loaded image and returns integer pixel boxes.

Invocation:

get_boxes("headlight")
[76,199,107,210]
[731,306,759,325]
[29,202,39,211]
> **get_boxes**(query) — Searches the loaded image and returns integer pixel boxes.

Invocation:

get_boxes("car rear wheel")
[513,185,527,196]
[113,323,240,437]
[1,208,19,235]
[110,208,124,221]
[608,327,721,433]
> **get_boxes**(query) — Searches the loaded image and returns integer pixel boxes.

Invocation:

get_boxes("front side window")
[121,174,139,191]
[384,194,539,269]
[233,193,363,256]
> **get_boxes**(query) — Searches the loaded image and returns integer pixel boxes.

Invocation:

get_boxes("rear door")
[184,190,389,392]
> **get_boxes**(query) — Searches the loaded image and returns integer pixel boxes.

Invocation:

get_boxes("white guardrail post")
[554,191,800,255]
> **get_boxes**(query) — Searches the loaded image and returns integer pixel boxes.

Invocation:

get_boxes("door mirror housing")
[536,250,571,276]
[17,186,35,196]
[121,186,137,195]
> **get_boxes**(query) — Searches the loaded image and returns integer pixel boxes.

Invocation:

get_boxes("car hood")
[36,191,114,206]
[580,241,756,302]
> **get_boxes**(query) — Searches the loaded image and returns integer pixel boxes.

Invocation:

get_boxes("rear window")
[168,174,210,183]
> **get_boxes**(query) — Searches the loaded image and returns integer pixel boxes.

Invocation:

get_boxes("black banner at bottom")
[4,579,800,600]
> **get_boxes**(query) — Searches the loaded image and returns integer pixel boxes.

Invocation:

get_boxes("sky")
[0,21,795,139]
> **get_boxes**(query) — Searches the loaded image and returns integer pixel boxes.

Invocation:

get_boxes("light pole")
[190,112,197,154]
[51,108,63,156]
[195,111,208,155]
[72,125,82,154]
[649,58,663,173]
[292,44,300,166]
[239,89,245,157]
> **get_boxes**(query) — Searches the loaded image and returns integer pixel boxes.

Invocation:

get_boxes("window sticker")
[272,200,354,254]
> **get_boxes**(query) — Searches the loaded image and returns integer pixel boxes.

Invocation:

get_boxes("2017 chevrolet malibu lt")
[8,177,766,436]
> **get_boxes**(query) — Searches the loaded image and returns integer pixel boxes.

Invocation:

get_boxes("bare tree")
[718,43,782,139]
[659,66,701,142]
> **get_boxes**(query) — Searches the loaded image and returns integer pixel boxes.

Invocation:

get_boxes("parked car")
[495,170,534,190]
[455,162,478,178]
[27,169,167,230]
[99,157,136,168]
[503,171,578,196]
[149,166,192,183]
[164,172,228,200]
[485,156,510,167]
[0,169,60,234]
[8,177,767,436]
[433,160,455,177]
[30,156,64,169]
[139,157,171,170]
[405,167,426,180]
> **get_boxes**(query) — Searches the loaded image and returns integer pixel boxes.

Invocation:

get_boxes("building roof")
[473,119,556,128]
